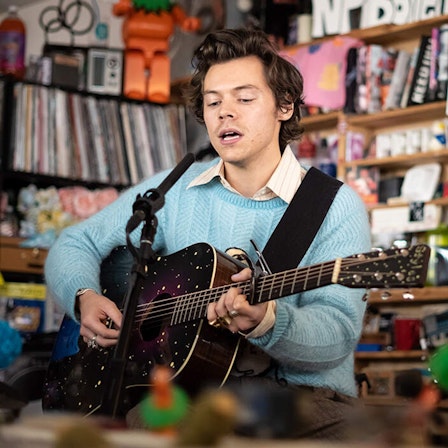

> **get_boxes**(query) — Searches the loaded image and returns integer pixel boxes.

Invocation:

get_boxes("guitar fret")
[303,266,310,291]
[317,263,323,286]
[291,270,298,295]
[196,289,208,319]
[278,271,287,298]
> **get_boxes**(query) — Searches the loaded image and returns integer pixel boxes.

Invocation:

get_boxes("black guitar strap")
[261,166,343,272]
[234,167,343,378]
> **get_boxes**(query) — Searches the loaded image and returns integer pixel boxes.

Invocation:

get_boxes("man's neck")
[223,157,281,198]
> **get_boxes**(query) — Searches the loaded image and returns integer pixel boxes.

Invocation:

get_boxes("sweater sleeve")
[44,173,169,320]
[249,185,372,372]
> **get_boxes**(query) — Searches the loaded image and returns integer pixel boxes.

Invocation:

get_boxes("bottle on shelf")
[0,5,26,79]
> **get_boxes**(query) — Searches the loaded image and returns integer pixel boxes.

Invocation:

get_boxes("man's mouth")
[219,129,242,142]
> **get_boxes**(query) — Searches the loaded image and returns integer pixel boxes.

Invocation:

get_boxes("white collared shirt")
[188,145,306,203]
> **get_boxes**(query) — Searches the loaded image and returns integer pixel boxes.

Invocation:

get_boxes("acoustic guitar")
[42,242,430,416]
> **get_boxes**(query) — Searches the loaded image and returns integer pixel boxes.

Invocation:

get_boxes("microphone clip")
[133,187,164,219]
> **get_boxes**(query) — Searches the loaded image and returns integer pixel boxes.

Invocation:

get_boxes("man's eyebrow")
[203,84,259,95]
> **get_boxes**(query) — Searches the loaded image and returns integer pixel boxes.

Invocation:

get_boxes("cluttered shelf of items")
[0,236,47,275]
[286,14,448,52]
[367,287,448,304]
[341,147,448,171]
[287,13,448,213]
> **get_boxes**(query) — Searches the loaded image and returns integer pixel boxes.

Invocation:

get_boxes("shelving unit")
[0,76,188,336]
[295,15,448,402]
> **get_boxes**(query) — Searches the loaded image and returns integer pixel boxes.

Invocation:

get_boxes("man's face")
[202,56,291,169]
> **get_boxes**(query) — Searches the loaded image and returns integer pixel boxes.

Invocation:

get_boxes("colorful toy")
[429,344,448,391]
[0,320,22,369]
[176,389,238,446]
[112,0,201,103]
[138,365,189,434]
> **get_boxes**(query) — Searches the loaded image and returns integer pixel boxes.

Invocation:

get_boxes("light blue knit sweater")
[45,158,371,397]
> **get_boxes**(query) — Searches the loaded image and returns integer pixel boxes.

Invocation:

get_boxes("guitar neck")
[160,244,429,327]
[169,261,337,325]
[243,261,336,305]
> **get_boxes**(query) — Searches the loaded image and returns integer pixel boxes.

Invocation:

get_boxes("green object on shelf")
[425,224,448,286]
[429,344,448,391]
[139,385,189,429]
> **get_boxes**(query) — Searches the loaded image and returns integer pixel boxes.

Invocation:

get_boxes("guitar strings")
[131,253,413,327]
[127,251,418,330]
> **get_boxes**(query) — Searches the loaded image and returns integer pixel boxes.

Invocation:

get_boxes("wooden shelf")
[367,196,448,211]
[345,101,446,130]
[285,14,448,51]
[348,14,448,46]
[340,148,448,169]
[367,286,448,304]
[355,350,427,361]
[301,111,340,133]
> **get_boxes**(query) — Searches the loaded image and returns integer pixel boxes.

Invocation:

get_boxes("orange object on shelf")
[113,0,200,103]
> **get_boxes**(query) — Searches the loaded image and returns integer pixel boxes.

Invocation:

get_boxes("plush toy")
[138,365,189,435]
[0,320,22,369]
[113,0,201,103]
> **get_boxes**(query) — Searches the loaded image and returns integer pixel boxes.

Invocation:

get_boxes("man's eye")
[240,98,254,103]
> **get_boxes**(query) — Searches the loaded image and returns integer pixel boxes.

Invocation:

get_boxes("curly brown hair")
[184,27,305,152]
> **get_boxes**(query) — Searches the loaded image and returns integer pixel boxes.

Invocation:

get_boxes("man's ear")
[278,103,294,121]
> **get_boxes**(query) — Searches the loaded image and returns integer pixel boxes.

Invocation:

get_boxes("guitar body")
[42,241,430,416]
[42,243,244,416]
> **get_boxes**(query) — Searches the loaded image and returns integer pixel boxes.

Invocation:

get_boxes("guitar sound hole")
[139,293,171,341]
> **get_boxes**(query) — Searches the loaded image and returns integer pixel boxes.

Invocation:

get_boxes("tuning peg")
[403,291,415,300]
[370,247,384,258]
[399,248,409,257]
[362,290,370,302]
[381,291,391,300]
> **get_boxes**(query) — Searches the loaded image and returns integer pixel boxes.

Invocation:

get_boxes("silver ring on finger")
[228,309,239,318]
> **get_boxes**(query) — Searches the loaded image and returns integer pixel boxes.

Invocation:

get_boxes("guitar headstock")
[336,244,430,289]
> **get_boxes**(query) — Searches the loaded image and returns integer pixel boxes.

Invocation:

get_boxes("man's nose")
[218,103,235,119]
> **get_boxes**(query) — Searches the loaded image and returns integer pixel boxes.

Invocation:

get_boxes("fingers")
[83,330,118,348]
[230,267,252,282]
[207,271,269,333]
[79,293,123,348]
[207,284,251,333]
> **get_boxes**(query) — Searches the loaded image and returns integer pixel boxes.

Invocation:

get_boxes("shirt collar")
[188,145,305,203]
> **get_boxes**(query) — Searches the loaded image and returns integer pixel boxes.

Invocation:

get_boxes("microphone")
[126,153,195,233]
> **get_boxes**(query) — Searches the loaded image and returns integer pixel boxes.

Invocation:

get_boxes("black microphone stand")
[99,153,194,418]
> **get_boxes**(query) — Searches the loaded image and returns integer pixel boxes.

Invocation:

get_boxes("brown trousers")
[226,375,362,441]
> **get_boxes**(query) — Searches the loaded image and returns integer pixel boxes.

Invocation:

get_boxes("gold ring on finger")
[210,318,221,328]
[219,315,232,326]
